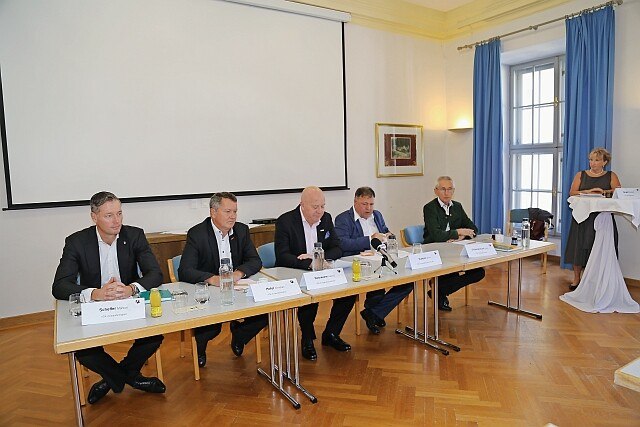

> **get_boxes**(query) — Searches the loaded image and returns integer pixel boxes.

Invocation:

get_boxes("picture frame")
[375,123,423,177]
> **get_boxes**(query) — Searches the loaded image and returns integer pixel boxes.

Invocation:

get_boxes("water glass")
[411,243,423,254]
[360,260,372,280]
[171,290,188,313]
[69,293,82,317]
[491,228,502,242]
[194,281,210,304]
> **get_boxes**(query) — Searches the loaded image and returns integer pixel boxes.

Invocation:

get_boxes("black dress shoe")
[198,353,207,367]
[87,379,111,404]
[229,320,244,356]
[321,333,351,352]
[301,339,317,361]
[377,318,386,328]
[360,309,381,335]
[569,284,578,291]
[438,297,452,312]
[127,374,166,393]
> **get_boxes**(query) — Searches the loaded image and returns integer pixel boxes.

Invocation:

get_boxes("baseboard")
[0,310,54,330]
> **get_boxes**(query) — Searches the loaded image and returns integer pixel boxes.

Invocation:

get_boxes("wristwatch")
[129,284,139,296]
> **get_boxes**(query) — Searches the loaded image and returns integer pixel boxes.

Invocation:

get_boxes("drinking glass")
[171,290,188,313]
[411,243,423,254]
[360,260,372,280]
[194,281,210,304]
[491,228,502,242]
[69,293,82,317]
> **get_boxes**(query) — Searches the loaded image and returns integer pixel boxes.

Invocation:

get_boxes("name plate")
[301,268,347,290]
[250,279,302,302]
[613,188,640,199]
[81,298,145,325]
[461,242,497,258]
[406,250,442,269]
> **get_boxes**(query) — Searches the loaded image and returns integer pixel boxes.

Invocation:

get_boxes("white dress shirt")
[437,198,452,232]
[81,229,143,302]
[300,206,319,254]
[211,219,234,270]
[353,208,379,245]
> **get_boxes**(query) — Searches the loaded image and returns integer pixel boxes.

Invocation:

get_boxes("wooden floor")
[2,259,640,426]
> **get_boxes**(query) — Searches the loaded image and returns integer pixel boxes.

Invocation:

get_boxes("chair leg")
[191,330,200,381]
[396,298,402,325]
[465,286,469,306]
[542,253,547,274]
[180,330,185,358]
[255,332,262,364]
[154,348,164,382]
[355,294,361,336]
[76,359,87,406]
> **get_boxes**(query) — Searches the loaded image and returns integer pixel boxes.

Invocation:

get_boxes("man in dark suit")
[179,192,265,367]
[275,186,355,360]
[423,176,485,311]
[335,187,413,335]
[52,192,166,405]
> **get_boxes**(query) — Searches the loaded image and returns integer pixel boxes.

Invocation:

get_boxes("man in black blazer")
[52,192,166,405]
[275,186,356,360]
[422,176,485,311]
[179,192,265,367]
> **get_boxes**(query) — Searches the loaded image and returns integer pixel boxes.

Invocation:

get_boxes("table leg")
[396,280,449,355]
[488,258,542,319]
[68,352,84,427]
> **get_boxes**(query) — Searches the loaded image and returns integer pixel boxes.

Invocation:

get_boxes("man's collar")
[437,198,452,209]
[211,218,234,238]
[299,206,320,227]
[352,206,372,222]
[95,228,118,245]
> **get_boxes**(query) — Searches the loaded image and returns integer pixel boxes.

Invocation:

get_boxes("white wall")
[442,0,640,272]
[0,23,446,318]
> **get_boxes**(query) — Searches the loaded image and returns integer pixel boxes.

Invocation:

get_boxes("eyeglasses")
[437,187,455,193]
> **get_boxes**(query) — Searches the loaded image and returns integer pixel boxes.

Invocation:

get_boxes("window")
[509,56,565,234]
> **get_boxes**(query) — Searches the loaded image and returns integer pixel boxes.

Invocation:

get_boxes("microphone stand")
[374,255,398,277]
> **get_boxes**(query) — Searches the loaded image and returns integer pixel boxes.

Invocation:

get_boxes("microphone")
[370,238,397,268]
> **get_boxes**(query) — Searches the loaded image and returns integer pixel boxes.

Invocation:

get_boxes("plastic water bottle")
[312,242,324,271]
[219,258,234,306]
[150,288,162,317]
[521,218,531,248]
[387,234,398,258]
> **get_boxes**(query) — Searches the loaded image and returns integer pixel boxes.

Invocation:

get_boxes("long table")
[54,272,313,426]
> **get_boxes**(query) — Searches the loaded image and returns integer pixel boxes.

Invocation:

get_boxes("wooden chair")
[168,255,263,381]
[400,224,470,306]
[506,208,549,274]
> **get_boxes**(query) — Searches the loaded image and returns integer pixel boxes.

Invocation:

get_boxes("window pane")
[537,154,553,190]
[516,69,533,107]
[537,105,554,144]
[520,154,532,189]
[517,108,532,145]
[537,67,554,104]
[513,191,532,209]
[535,192,553,213]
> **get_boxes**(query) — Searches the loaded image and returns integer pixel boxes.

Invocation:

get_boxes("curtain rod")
[457,0,623,50]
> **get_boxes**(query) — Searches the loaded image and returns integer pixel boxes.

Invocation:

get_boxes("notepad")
[139,289,173,303]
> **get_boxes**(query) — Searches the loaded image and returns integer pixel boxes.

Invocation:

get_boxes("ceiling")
[402,0,475,12]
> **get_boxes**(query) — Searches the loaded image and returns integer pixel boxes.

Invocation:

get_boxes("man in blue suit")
[335,187,413,335]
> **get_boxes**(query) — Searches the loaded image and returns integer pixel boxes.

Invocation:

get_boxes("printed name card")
[613,188,640,199]
[250,279,302,302]
[301,268,348,290]
[81,298,145,325]
[406,250,442,270]
[461,242,497,258]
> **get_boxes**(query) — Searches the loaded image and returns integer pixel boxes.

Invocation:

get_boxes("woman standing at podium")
[565,147,621,290]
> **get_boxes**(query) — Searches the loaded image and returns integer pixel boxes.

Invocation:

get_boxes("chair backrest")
[167,255,181,283]
[257,242,276,268]
[400,225,424,246]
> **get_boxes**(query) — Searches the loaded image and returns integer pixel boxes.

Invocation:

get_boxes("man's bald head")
[300,186,325,224]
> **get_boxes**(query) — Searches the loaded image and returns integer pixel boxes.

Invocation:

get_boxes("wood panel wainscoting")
[146,224,275,283]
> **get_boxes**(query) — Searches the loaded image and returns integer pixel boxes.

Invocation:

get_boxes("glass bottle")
[219,258,234,306]
[312,242,324,271]
[352,256,361,282]
[150,288,162,317]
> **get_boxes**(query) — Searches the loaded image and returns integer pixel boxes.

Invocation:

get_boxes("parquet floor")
[1,259,640,426]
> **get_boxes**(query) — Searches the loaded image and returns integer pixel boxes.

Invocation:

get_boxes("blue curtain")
[472,40,504,234]
[561,6,615,268]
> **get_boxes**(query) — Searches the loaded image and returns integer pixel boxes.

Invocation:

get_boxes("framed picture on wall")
[375,123,423,177]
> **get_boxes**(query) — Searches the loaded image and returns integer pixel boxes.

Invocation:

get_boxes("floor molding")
[0,310,54,331]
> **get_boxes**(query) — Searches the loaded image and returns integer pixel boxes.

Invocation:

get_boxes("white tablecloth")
[561,196,640,313]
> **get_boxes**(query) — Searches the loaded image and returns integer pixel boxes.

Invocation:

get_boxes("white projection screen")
[0,0,348,209]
